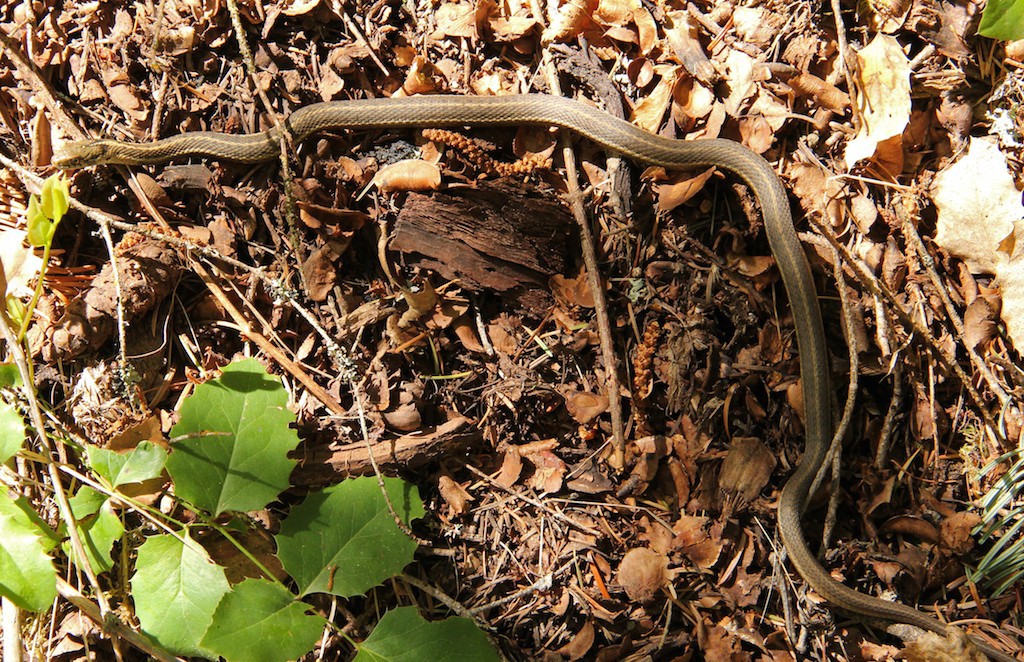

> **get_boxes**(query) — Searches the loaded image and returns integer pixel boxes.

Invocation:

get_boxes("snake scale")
[55,94,1014,661]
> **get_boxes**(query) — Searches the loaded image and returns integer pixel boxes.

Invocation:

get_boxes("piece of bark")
[43,236,184,360]
[391,180,572,313]
[295,415,481,485]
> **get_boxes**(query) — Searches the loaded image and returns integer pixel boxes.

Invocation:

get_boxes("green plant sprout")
[17,172,69,343]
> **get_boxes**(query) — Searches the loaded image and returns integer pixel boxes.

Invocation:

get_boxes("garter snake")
[55,94,1014,661]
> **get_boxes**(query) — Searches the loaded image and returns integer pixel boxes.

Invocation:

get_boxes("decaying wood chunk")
[391,180,572,312]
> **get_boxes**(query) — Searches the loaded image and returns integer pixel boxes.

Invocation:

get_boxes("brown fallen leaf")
[617,547,668,603]
[562,389,609,424]
[845,33,911,169]
[555,620,595,660]
[372,159,442,193]
[438,475,474,517]
[718,437,776,514]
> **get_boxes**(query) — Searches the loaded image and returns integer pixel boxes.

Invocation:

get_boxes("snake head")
[52,140,117,169]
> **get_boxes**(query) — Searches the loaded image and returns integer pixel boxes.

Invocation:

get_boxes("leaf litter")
[0,0,1022,659]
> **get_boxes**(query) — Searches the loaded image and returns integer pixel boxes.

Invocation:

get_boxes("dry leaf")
[996,246,1024,352]
[653,168,715,212]
[0,228,43,298]
[524,448,566,493]
[438,475,474,516]
[563,389,609,424]
[617,547,668,602]
[300,247,337,302]
[280,0,321,16]
[372,159,442,193]
[632,67,679,133]
[902,628,990,662]
[555,620,595,660]
[720,50,759,117]
[432,1,479,39]
[844,34,911,168]
[932,138,1018,275]
[718,437,776,507]
[549,272,595,308]
[496,450,524,488]
[542,0,598,43]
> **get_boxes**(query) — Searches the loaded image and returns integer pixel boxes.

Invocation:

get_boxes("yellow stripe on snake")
[55,94,1015,662]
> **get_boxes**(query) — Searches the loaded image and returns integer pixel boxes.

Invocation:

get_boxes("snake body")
[55,94,1012,661]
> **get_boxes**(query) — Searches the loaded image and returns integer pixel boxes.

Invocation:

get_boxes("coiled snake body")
[55,94,1012,661]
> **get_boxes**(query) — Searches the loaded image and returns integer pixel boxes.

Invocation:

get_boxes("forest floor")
[0,0,1023,659]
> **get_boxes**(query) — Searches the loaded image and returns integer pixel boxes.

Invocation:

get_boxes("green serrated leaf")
[0,363,21,389]
[276,476,423,598]
[87,441,167,487]
[133,533,229,658]
[0,399,25,465]
[61,487,123,575]
[166,359,299,515]
[200,578,325,662]
[0,491,58,611]
[68,486,107,519]
[355,607,498,662]
[979,0,1024,40]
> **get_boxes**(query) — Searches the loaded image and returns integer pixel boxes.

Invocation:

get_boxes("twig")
[225,0,309,278]
[818,239,860,550]
[540,53,627,469]
[463,463,602,537]
[892,196,1010,408]
[55,579,177,662]
[875,361,904,469]
[800,222,1002,447]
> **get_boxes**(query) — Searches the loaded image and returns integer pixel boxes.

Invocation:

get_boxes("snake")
[54,94,1014,661]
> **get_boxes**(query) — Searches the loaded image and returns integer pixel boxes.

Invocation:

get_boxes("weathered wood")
[391,180,572,311]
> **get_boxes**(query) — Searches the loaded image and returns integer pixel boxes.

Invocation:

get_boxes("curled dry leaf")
[438,475,474,516]
[372,159,442,193]
[616,547,669,603]
[563,389,609,424]
[718,437,776,508]
[632,66,679,133]
[652,168,715,212]
[844,33,911,169]
[549,271,595,308]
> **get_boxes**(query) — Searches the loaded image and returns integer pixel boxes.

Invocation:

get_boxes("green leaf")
[86,441,167,487]
[979,0,1024,40]
[355,607,498,662]
[133,533,230,658]
[39,174,69,223]
[0,363,21,389]
[276,477,423,598]
[0,399,25,465]
[166,359,299,515]
[60,487,123,575]
[200,578,325,662]
[0,491,58,611]
[25,194,53,248]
